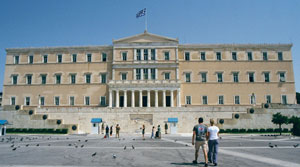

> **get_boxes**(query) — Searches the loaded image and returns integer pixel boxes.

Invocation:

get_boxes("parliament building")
[1,31,297,134]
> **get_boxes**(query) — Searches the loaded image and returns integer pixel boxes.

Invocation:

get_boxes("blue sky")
[0,0,299,92]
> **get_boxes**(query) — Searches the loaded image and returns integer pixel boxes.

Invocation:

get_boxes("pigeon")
[124,146,126,150]
[92,152,97,157]
[85,140,88,142]
[275,145,277,147]
[113,154,117,159]
[75,145,78,148]
[132,139,135,141]
[12,147,17,151]
[48,144,51,146]
[10,144,14,148]
[66,137,69,140]
[36,144,39,146]
[174,139,177,142]
[81,145,84,148]
[132,145,135,149]
[269,145,274,148]
[293,144,299,148]
[68,144,72,146]
[185,144,189,147]
[26,144,29,147]
[78,140,81,142]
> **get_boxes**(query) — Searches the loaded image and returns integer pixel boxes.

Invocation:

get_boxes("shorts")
[195,141,207,152]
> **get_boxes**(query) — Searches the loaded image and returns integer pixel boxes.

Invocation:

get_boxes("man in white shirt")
[207,119,220,166]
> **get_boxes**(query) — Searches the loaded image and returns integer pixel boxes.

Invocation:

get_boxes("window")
[201,73,207,82]
[279,72,285,82]
[232,52,237,61]
[101,74,106,83]
[278,52,283,61]
[201,52,206,61]
[151,49,156,60]
[281,95,287,105]
[263,52,268,61]
[85,96,90,106]
[233,72,239,83]
[54,96,60,106]
[143,69,148,80]
[26,75,32,85]
[11,97,16,105]
[14,56,19,64]
[186,96,191,105]
[40,96,45,106]
[122,52,127,61]
[72,54,77,63]
[217,73,223,82]
[69,96,75,106]
[185,52,190,61]
[250,94,256,104]
[151,68,156,80]
[144,49,148,60]
[102,53,107,62]
[164,52,170,60]
[202,96,208,105]
[121,73,127,80]
[264,72,270,82]
[57,54,62,63]
[85,74,91,83]
[87,53,92,62]
[266,95,271,103]
[70,74,76,84]
[164,72,170,80]
[56,74,61,84]
[185,73,191,82]
[100,96,106,106]
[216,52,222,61]
[137,49,141,61]
[25,97,30,106]
[41,75,47,84]
[136,69,141,80]
[248,72,255,82]
[247,52,253,61]
[234,96,240,104]
[43,55,48,63]
[218,96,224,105]
[28,55,34,64]
[12,75,18,85]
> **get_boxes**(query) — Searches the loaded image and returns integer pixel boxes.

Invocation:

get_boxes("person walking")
[207,119,219,166]
[151,126,155,139]
[156,125,161,139]
[101,123,105,134]
[142,124,145,140]
[192,117,208,167]
[165,123,168,134]
[110,125,113,136]
[105,125,109,138]
[116,124,120,138]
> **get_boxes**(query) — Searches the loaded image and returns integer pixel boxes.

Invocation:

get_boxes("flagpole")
[145,8,147,32]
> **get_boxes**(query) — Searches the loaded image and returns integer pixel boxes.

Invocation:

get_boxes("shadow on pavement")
[170,162,206,166]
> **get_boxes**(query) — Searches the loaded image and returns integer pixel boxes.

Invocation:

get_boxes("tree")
[296,92,300,104]
[272,112,289,135]
[289,116,300,136]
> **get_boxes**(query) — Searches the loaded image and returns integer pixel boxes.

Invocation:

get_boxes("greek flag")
[136,8,146,18]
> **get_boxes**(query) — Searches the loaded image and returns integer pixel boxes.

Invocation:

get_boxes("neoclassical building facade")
[2,32,296,109]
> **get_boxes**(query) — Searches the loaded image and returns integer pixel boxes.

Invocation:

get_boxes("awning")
[0,120,8,125]
[168,118,178,123]
[91,118,102,123]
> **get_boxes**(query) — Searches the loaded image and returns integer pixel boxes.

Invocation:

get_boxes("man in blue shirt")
[192,117,208,167]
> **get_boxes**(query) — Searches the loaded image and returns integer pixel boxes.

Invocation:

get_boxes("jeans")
[208,139,219,163]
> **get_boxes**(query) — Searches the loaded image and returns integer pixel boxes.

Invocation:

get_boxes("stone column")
[141,68,144,80]
[116,90,119,108]
[112,69,115,80]
[155,90,158,107]
[155,69,158,80]
[141,49,144,61]
[109,90,113,107]
[124,90,127,107]
[147,49,151,60]
[176,67,179,80]
[139,90,143,107]
[147,90,151,107]
[170,90,174,107]
[134,49,137,61]
[155,49,157,60]
[175,47,178,63]
[177,89,181,107]
[131,90,135,107]
[163,90,166,107]
[148,68,151,80]
[133,69,136,80]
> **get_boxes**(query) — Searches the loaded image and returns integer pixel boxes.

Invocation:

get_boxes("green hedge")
[219,128,291,134]
[6,128,68,134]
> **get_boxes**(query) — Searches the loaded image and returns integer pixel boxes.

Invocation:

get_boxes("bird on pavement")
[36,144,39,146]
[124,146,126,150]
[48,144,51,146]
[12,147,17,151]
[10,144,14,148]
[132,145,135,149]
[293,144,299,148]
[275,145,278,147]
[68,144,72,146]
[78,140,81,142]
[174,139,177,142]
[26,144,29,147]
[92,152,97,157]
[85,140,88,142]
[113,154,117,159]
[81,145,84,148]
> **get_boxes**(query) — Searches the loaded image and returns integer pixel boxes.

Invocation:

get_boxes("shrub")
[283,128,289,132]
[266,128,274,132]
[28,110,34,115]
[259,129,266,132]
[225,129,231,133]
[231,129,239,133]
[234,114,240,119]
[219,119,224,124]
[249,108,255,114]
[264,103,269,108]
[239,129,246,133]
[219,129,225,133]
[253,129,259,132]
[274,128,281,132]
[247,129,253,133]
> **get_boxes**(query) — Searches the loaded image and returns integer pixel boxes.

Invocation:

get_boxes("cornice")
[179,44,292,50]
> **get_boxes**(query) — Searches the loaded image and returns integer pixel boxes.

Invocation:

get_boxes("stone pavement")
[0,133,299,167]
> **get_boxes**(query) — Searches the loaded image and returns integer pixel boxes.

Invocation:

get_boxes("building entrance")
[166,96,171,107]
[120,96,124,107]
[142,96,147,107]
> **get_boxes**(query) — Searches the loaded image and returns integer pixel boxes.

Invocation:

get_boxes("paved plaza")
[0,133,299,167]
